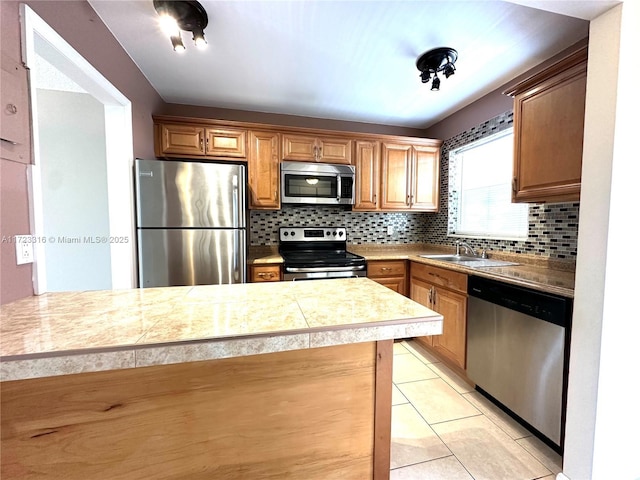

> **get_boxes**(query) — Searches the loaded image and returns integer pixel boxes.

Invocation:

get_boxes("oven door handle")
[285,266,366,273]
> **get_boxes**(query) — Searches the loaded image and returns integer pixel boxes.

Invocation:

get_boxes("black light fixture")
[416,47,458,91]
[153,0,209,52]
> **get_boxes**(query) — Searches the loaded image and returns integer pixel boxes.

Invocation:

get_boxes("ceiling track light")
[153,0,209,52]
[416,47,458,91]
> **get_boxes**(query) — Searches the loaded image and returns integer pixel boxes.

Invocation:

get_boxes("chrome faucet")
[455,240,478,257]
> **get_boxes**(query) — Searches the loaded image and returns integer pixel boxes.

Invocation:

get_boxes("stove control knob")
[291,231,296,237]
[338,231,344,236]
[333,232,337,236]
[284,231,289,236]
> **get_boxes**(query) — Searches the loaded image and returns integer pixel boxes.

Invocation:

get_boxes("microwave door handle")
[336,174,341,202]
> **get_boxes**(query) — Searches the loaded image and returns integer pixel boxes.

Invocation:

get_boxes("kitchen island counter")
[1,278,442,381]
[1,278,441,480]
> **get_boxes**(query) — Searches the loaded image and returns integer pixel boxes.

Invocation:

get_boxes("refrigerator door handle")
[232,174,239,228]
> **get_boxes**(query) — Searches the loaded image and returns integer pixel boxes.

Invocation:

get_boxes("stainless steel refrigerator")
[134,159,247,288]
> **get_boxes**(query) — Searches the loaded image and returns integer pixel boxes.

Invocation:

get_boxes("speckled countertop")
[249,244,575,298]
[0,278,442,381]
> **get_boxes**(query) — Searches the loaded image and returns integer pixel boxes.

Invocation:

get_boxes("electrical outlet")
[15,236,34,265]
[387,225,394,235]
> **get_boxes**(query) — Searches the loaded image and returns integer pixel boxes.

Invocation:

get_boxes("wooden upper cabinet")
[157,123,205,156]
[505,47,587,203]
[380,142,439,211]
[248,130,280,209]
[205,128,246,158]
[380,143,412,210]
[282,133,352,164]
[155,123,247,160]
[354,140,380,210]
[411,145,440,211]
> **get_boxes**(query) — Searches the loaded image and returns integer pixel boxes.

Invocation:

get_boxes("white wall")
[563,2,640,479]
[37,88,112,291]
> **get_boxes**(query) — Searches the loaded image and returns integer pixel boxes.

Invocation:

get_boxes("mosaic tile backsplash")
[250,207,429,245]
[250,110,579,260]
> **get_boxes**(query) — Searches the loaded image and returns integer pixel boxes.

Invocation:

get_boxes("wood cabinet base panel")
[1,342,387,479]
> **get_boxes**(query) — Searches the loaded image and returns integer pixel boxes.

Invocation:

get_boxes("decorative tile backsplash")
[250,207,429,245]
[250,110,579,260]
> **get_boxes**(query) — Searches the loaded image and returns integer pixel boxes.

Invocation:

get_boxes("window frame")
[447,128,529,241]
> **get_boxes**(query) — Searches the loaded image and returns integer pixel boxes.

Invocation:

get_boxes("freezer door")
[135,159,246,228]
[137,229,246,287]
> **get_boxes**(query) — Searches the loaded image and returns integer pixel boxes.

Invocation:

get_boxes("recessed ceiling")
[88,0,594,129]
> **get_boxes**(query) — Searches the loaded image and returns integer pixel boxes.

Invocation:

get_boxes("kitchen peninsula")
[0,278,442,480]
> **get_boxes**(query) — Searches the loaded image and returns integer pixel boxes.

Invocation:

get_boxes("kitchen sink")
[419,254,519,268]
[419,254,482,262]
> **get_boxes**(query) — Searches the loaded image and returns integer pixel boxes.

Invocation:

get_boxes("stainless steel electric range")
[278,227,367,281]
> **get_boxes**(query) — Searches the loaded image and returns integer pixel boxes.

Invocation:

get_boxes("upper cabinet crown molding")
[505,46,587,203]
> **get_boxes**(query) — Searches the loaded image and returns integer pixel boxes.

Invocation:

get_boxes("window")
[449,128,528,239]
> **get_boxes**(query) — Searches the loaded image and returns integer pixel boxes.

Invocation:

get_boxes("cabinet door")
[372,277,407,296]
[380,143,411,210]
[205,128,246,158]
[282,134,317,161]
[409,276,435,347]
[510,48,587,203]
[158,124,205,156]
[248,131,280,209]
[317,137,352,164]
[411,145,440,211]
[354,140,380,210]
[431,287,467,369]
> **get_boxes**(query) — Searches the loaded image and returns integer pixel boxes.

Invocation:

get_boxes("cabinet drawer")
[250,265,281,282]
[368,260,406,277]
[410,262,467,294]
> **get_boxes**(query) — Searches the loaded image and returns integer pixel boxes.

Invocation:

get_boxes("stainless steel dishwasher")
[467,275,572,452]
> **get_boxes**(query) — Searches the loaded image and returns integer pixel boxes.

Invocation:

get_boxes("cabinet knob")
[380,267,391,271]
[5,103,18,115]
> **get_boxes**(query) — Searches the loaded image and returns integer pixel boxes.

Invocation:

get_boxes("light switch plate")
[14,235,34,265]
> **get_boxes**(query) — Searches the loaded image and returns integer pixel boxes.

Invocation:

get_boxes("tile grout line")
[393,340,548,480]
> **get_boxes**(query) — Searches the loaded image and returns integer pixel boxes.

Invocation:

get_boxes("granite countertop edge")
[0,278,443,381]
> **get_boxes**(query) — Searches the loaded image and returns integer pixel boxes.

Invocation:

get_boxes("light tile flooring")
[390,340,563,480]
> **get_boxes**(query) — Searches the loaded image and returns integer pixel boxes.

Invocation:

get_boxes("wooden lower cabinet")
[1,341,393,480]
[409,262,467,370]
[367,260,407,296]
[250,264,281,282]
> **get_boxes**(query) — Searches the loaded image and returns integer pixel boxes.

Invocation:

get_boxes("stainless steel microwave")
[280,161,355,205]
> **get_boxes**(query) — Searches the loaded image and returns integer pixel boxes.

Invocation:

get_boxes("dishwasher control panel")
[468,276,572,326]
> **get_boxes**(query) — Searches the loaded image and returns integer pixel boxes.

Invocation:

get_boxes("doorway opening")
[21,5,135,293]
